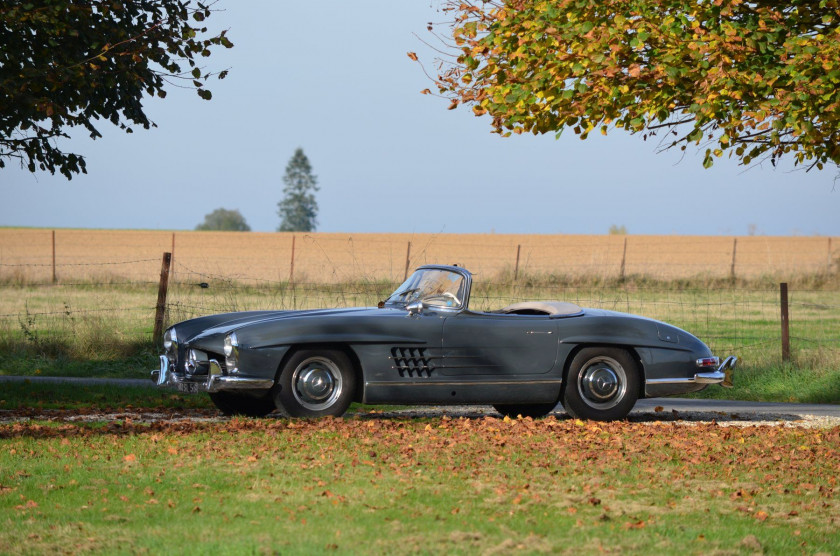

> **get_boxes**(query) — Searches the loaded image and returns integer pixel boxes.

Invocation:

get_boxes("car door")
[440,311,559,376]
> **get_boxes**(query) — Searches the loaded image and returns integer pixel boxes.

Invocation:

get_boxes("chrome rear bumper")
[645,355,737,390]
[693,355,737,388]
[151,356,273,393]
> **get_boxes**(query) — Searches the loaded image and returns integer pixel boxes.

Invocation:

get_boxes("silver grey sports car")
[153,264,736,421]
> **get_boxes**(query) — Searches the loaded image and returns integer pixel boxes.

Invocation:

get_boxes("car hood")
[181,306,391,345]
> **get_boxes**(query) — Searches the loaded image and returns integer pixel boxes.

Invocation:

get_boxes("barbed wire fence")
[1,229,837,283]
[1,230,839,369]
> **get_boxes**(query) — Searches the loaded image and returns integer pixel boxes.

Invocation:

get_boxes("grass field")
[1,416,838,554]
[0,274,838,403]
[170,276,840,403]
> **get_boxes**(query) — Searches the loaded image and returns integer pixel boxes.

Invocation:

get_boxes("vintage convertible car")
[153,265,736,421]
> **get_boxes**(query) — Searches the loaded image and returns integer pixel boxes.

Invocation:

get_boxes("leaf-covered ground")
[1,416,838,554]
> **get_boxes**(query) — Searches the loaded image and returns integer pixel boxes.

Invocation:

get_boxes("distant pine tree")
[277,148,319,232]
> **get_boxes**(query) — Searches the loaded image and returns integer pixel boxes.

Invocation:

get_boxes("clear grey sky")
[1,1,838,236]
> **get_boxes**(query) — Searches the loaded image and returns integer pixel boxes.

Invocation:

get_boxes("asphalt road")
[0,375,152,388]
[2,375,838,420]
[633,398,840,418]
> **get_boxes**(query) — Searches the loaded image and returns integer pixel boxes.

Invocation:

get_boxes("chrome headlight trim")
[224,332,239,373]
[163,328,178,364]
[163,327,177,351]
[223,332,237,357]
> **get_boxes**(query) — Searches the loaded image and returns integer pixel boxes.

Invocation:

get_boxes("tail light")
[696,357,720,368]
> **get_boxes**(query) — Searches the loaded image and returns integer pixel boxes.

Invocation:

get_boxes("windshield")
[386,268,466,309]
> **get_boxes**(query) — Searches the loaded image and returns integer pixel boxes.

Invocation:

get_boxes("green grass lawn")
[690,361,840,404]
[1,417,838,554]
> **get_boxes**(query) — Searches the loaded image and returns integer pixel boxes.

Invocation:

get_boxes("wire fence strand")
[0,243,838,368]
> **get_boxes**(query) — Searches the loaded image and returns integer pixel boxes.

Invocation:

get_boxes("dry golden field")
[0,228,837,284]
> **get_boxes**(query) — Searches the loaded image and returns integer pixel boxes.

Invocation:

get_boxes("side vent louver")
[391,347,435,377]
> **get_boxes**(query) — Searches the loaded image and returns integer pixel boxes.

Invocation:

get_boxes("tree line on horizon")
[194,147,319,233]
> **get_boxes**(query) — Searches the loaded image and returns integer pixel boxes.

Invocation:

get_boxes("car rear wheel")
[562,347,640,421]
[492,403,557,419]
[273,349,356,418]
[209,391,276,417]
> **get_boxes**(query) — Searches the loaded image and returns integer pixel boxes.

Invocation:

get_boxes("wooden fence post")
[619,237,627,281]
[514,245,521,281]
[153,252,172,343]
[289,235,297,309]
[51,230,57,284]
[403,241,412,281]
[780,282,790,362]
[170,232,176,281]
[829,237,833,273]
[289,235,296,284]
[730,237,738,281]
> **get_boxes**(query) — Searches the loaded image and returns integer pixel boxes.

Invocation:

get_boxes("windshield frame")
[385,265,472,312]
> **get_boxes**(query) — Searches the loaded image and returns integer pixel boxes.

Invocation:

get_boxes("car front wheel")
[562,347,640,421]
[273,349,356,418]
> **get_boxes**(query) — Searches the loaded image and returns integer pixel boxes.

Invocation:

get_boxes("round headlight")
[223,332,238,357]
[163,327,177,351]
[224,332,239,373]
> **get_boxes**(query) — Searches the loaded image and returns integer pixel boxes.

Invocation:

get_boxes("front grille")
[183,350,227,376]
[391,347,435,377]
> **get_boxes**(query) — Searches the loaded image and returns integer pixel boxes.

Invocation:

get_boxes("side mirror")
[406,301,424,315]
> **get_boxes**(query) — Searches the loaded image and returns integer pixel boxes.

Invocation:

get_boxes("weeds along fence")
[0,232,838,369]
[164,261,840,369]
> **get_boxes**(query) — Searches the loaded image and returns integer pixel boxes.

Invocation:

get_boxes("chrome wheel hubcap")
[578,356,627,410]
[292,357,343,410]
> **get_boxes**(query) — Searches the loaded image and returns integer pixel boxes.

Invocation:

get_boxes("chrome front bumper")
[151,356,274,393]
[693,355,737,388]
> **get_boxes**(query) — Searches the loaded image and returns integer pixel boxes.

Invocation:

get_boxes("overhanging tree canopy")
[0,0,233,179]
[426,0,840,169]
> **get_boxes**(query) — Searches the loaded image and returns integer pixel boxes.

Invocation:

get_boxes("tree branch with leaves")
[420,0,840,170]
[0,0,233,179]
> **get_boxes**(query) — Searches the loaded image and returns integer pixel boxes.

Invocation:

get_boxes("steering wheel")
[425,291,461,307]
